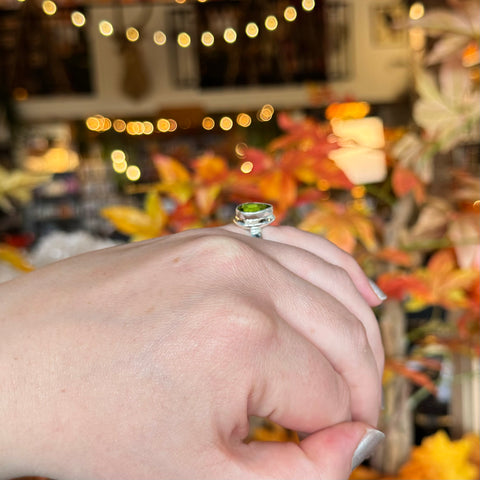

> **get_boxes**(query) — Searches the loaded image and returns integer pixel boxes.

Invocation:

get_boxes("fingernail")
[351,428,385,470]
[369,279,387,301]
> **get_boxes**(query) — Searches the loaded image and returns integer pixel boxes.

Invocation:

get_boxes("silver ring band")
[233,202,275,238]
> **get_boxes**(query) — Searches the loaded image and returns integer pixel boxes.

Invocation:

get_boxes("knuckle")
[185,233,259,275]
[333,376,351,420]
[337,251,363,277]
[348,319,370,354]
[332,264,355,288]
[226,305,278,351]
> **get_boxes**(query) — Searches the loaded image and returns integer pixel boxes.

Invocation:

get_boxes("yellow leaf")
[299,202,376,254]
[399,430,479,480]
[101,206,163,241]
[0,244,34,272]
[144,191,168,226]
[156,182,193,205]
[0,166,50,213]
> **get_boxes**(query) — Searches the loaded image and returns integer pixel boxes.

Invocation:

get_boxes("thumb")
[242,422,384,480]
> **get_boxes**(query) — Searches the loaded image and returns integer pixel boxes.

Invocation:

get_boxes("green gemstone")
[238,202,270,213]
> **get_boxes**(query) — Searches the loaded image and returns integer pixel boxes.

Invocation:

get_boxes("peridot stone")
[238,202,270,213]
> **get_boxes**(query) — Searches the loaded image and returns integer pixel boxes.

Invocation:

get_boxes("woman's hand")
[0,226,384,480]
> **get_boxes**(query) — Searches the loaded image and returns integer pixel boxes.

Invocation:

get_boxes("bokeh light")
[126,27,140,42]
[177,32,191,48]
[99,20,114,37]
[284,6,297,22]
[409,2,425,20]
[223,27,237,44]
[302,0,315,12]
[265,15,278,31]
[245,22,259,38]
[202,117,215,130]
[126,165,141,181]
[42,0,57,15]
[201,31,215,47]
[219,116,233,131]
[153,30,167,45]
[71,11,86,27]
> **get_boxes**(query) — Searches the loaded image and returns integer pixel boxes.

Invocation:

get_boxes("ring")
[233,202,275,238]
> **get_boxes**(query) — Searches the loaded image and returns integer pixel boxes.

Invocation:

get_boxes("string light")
[223,27,237,44]
[126,27,140,42]
[99,20,114,36]
[86,106,275,136]
[201,31,215,47]
[258,104,274,122]
[111,149,126,162]
[236,113,252,127]
[126,121,144,135]
[126,165,141,181]
[143,121,154,135]
[113,119,127,132]
[302,0,315,12]
[245,22,259,38]
[264,15,278,31]
[86,115,111,132]
[219,116,233,131]
[284,6,297,22]
[157,118,171,132]
[40,1,317,51]
[235,142,248,158]
[112,159,128,173]
[240,161,254,174]
[409,2,425,20]
[177,32,191,48]
[42,0,57,15]
[168,119,178,132]
[153,30,167,45]
[202,117,215,130]
[71,11,86,27]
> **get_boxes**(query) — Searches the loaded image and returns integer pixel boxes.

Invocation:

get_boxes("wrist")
[0,276,53,479]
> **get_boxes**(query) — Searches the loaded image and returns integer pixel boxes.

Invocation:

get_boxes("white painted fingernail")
[351,428,385,470]
[369,279,387,301]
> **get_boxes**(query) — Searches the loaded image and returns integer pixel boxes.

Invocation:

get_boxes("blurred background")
[0,0,479,479]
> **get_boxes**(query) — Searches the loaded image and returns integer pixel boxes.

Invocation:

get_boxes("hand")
[0,226,384,479]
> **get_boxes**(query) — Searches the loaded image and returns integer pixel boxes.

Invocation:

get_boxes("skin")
[0,226,384,480]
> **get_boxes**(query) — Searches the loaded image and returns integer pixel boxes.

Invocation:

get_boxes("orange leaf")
[427,249,456,275]
[376,247,415,267]
[153,154,191,183]
[193,153,229,184]
[392,165,426,204]
[258,170,297,213]
[386,359,437,394]
[378,250,479,310]
[298,202,376,253]
[376,272,429,301]
[169,201,205,232]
